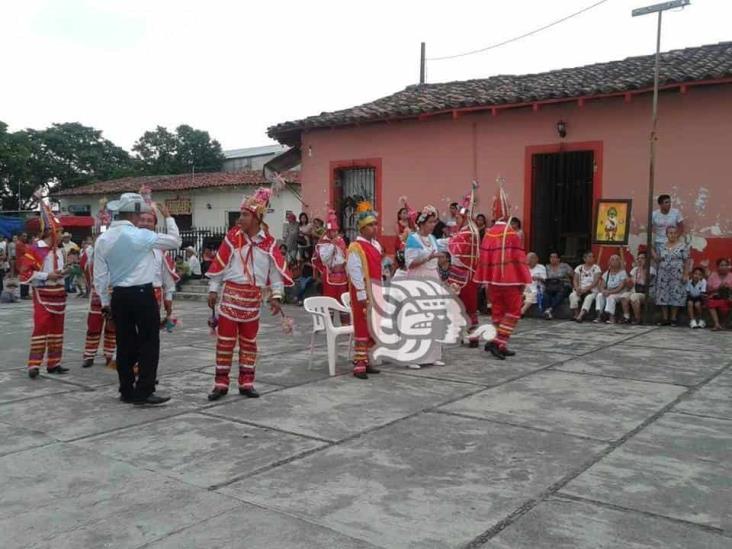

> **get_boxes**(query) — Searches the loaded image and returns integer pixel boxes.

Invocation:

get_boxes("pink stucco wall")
[298,84,732,261]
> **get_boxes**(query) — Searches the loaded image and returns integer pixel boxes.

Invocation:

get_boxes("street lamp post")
[632,0,690,323]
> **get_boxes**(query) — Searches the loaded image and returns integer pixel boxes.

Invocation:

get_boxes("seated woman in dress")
[623,250,656,324]
[594,254,630,324]
[570,251,602,322]
[543,252,573,320]
[705,257,731,331]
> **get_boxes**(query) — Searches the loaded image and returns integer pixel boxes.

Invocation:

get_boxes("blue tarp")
[0,216,24,238]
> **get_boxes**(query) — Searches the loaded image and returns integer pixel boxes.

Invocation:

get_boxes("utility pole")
[420,42,426,84]
[632,0,690,323]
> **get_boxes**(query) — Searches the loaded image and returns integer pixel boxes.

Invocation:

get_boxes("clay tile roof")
[268,42,732,144]
[52,170,300,197]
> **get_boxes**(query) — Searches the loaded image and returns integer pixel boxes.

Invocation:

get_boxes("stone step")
[179,284,209,294]
[176,292,209,302]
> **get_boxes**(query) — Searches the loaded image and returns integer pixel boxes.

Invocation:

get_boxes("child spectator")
[686,267,707,329]
[437,252,451,282]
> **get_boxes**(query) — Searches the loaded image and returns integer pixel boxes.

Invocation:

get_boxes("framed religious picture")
[593,199,632,245]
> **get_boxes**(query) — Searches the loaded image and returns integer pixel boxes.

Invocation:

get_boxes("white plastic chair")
[303,296,354,376]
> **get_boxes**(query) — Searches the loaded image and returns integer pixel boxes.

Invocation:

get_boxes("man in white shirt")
[651,194,684,253]
[94,194,181,405]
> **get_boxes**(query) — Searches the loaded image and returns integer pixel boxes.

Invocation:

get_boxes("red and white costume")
[81,245,116,363]
[474,185,531,352]
[152,249,179,312]
[448,199,481,339]
[206,214,293,392]
[312,210,348,302]
[19,240,66,372]
[346,202,383,377]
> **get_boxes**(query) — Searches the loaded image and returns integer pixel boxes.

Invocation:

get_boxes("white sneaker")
[544,310,553,320]
[408,364,421,369]
[689,319,698,329]
[698,319,706,328]
[434,361,446,367]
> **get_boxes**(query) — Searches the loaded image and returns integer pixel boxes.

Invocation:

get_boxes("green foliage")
[0,120,225,211]
[133,124,225,175]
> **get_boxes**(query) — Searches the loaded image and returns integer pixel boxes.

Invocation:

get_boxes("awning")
[58,215,95,228]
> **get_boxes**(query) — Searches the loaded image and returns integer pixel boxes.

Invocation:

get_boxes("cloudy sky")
[1,0,729,151]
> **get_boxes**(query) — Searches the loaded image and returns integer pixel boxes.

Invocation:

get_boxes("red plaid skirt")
[219,282,262,322]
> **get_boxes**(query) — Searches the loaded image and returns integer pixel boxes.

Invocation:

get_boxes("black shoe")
[207,389,228,401]
[353,371,369,379]
[239,387,260,398]
[28,367,39,379]
[120,395,134,403]
[82,359,94,368]
[365,366,381,374]
[47,366,70,374]
[484,342,506,360]
[501,348,516,357]
[133,394,171,406]
[469,339,479,348]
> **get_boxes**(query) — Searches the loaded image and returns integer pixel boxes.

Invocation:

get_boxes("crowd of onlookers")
[2,194,730,331]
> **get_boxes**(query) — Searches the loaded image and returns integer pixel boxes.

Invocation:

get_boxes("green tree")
[0,121,135,210]
[133,124,225,175]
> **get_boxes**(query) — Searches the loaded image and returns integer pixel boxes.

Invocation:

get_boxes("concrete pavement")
[0,297,729,548]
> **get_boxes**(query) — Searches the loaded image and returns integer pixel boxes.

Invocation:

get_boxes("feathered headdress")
[33,191,62,239]
[241,187,272,219]
[491,177,511,221]
[355,200,377,230]
[398,196,418,227]
[325,208,339,231]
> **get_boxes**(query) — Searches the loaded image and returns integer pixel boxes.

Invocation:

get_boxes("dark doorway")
[530,151,594,265]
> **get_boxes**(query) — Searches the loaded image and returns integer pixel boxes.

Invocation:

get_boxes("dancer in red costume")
[136,209,180,323]
[474,181,531,359]
[346,201,383,379]
[448,182,481,347]
[206,188,293,400]
[313,209,350,326]
[19,200,70,378]
[313,210,348,301]
[81,238,116,368]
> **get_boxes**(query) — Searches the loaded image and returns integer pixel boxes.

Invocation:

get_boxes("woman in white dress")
[404,205,445,369]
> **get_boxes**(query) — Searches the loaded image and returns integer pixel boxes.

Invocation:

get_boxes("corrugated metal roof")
[223,144,288,159]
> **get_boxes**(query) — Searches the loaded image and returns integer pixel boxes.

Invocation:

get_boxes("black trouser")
[111,284,160,400]
[20,283,29,298]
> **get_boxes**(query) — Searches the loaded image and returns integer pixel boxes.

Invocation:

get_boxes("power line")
[426,0,611,61]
